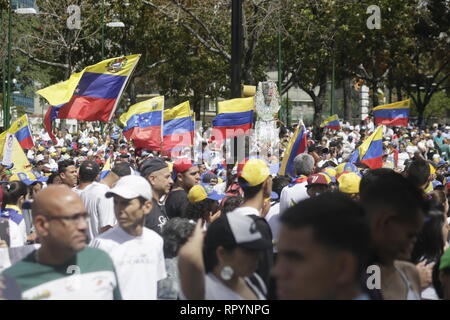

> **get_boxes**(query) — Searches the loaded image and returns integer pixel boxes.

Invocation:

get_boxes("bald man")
[2,186,122,300]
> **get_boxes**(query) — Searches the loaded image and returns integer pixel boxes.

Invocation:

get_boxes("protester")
[90,175,166,300]
[360,170,426,299]
[305,173,332,197]
[165,158,200,219]
[279,154,315,213]
[0,182,28,247]
[158,218,196,300]
[178,212,271,300]
[57,160,78,188]
[274,192,371,299]
[2,186,122,299]
[140,157,173,235]
[185,183,224,228]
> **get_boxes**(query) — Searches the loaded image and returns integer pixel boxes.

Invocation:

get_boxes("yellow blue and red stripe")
[349,126,383,169]
[279,124,308,176]
[37,54,141,138]
[163,101,194,152]
[8,115,34,149]
[212,97,254,142]
[373,99,410,127]
[121,96,164,150]
[320,114,341,130]
[99,157,111,181]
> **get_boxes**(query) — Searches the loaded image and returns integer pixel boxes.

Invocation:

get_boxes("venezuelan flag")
[121,96,164,150]
[211,97,254,142]
[99,157,111,181]
[349,126,383,169]
[8,115,34,149]
[279,124,308,176]
[320,114,341,130]
[163,101,194,151]
[373,99,410,127]
[37,54,141,123]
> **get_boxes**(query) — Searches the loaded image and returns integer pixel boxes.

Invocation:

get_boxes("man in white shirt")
[90,175,166,300]
[84,162,131,241]
[279,153,315,214]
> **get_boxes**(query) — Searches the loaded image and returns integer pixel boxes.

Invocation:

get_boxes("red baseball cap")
[173,158,194,174]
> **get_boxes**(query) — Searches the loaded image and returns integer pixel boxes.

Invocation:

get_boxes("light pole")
[4,0,37,130]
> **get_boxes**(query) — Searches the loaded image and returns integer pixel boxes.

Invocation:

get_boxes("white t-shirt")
[79,182,117,241]
[203,273,266,300]
[279,181,309,214]
[265,202,280,253]
[90,226,166,300]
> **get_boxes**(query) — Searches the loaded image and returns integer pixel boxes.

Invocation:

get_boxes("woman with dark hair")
[0,181,28,247]
[184,184,223,229]
[411,198,449,300]
[178,212,271,300]
[158,218,196,300]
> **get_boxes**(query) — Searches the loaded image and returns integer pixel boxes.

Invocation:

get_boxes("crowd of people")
[1,116,450,300]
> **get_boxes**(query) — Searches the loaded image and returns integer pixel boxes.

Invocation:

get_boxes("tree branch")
[170,0,229,59]
[13,47,68,69]
[142,0,231,62]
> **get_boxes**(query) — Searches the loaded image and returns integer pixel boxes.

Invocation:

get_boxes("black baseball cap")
[140,157,168,177]
[79,160,100,177]
[204,211,272,251]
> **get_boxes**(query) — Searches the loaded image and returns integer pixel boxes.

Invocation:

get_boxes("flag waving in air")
[373,99,410,127]
[212,97,254,143]
[349,125,384,169]
[120,96,164,150]
[38,54,141,141]
[8,115,34,150]
[320,114,341,130]
[279,122,308,176]
[163,101,194,154]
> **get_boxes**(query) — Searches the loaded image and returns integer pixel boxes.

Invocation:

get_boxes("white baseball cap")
[105,175,152,201]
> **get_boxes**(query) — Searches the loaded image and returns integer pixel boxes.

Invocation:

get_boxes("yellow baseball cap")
[188,183,225,203]
[238,159,270,187]
[338,172,361,194]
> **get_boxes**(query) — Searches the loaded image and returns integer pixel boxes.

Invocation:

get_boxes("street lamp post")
[4,0,37,130]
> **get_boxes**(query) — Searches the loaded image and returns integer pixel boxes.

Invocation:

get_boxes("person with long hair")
[0,181,28,247]
[178,212,271,300]
[411,190,449,300]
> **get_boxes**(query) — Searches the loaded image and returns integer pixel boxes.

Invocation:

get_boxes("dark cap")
[79,160,100,177]
[140,157,168,177]
[204,211,272,251]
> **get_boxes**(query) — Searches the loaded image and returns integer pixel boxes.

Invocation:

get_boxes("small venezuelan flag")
[320,114,341,130]
[373,99,410,127]
[8,115,34,150]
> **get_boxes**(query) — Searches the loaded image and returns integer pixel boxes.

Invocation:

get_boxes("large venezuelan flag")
[349,125,383,169]
[279,124,308,176]
[320,114,341,130]
[37,54,141,134]
[121,96,164,150]
[163,101,194,152]
[8,115,34,149]
[212,97,254,142]
[373,99,410,127]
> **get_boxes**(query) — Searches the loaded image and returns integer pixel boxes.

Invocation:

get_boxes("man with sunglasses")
[2,185,122,299]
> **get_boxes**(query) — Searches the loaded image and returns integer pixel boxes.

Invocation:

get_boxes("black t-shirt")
[144,199,169,235]
[165,189,188,219]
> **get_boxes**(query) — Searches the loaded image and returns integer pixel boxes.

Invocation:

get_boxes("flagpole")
[160,98,164,155]
[107,54,141,122]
